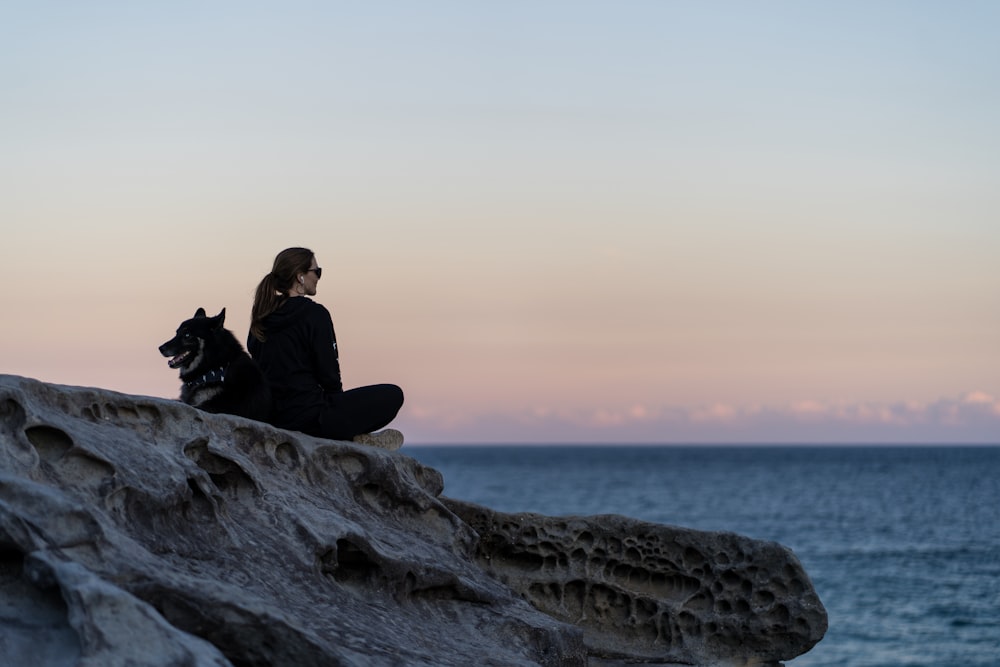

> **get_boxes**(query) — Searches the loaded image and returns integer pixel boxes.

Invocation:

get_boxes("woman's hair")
[250,247,315,342]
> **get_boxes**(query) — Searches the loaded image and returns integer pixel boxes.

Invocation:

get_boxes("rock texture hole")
[25,425,74,462]
[333,539,380,587]
[184,439,257,500]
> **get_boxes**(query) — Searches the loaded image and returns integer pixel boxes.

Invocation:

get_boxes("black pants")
[317,384,403,441]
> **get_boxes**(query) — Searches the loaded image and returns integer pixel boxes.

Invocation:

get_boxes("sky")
[2,1,998,444]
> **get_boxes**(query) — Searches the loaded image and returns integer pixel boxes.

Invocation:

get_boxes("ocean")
[406,445,1000,667]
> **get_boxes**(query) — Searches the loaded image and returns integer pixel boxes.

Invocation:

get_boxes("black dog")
[159,308,271,421]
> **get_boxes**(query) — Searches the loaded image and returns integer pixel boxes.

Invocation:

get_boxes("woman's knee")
[387,384,404,409]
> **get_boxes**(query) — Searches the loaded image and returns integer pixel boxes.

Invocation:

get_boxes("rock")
[444,500,827,665]
[0,375,826,666]
[0,375,582,667]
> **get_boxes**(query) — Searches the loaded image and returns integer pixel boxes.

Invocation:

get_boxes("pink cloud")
[396,392,1000,444]
[963,390,995,404]
[690,403,738,423]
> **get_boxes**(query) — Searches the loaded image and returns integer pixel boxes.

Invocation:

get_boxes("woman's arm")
[310,304,344,393]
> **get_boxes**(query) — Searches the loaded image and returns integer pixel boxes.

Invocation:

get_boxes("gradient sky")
[2,1,998,443]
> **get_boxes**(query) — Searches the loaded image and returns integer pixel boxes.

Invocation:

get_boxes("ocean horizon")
[407,443,1000,667]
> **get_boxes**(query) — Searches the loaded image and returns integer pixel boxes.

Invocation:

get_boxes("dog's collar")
[185,365,227,389]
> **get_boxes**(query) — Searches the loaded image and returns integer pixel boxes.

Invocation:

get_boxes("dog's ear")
[210,308,227,328]
[194,307,207,318]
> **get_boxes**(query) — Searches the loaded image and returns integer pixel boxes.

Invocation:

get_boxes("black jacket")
[247,297,343,432]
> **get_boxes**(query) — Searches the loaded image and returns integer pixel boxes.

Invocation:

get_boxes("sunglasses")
[307,267,322,279]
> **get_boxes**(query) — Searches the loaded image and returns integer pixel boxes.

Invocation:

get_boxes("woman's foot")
[352,429,404,451]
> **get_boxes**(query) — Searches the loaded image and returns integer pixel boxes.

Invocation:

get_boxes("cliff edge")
[0,375,826,666]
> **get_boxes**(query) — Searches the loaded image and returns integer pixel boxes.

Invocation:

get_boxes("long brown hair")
[250,247,315,342]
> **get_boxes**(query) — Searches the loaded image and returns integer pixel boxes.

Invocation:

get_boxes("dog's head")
[159,307,227,375]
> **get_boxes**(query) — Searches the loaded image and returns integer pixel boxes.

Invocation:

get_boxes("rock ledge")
[0,375,826,666]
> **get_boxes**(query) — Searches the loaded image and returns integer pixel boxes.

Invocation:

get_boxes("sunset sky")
[3,1,998,443]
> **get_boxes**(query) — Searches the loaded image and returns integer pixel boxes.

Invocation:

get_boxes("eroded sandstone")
[0,375,582,666]
[0,375,826,666]
[445,500,827,665]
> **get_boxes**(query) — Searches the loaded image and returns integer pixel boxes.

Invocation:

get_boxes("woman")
[248,247,404,448]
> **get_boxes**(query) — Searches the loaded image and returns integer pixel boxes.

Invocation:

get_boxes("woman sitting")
[248,247,404,449]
